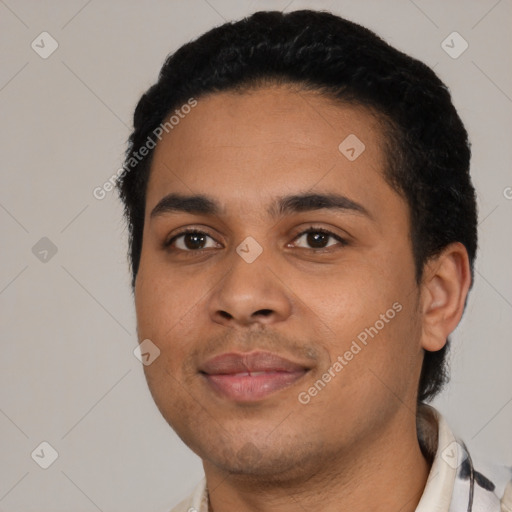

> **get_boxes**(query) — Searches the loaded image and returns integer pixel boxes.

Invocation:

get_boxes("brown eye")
[182,232,207,250]
[293,228,346,250]
[306,231,329,248]
[166,230,219,251]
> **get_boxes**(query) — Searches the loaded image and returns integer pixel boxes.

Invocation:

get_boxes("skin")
[134,85,471,512]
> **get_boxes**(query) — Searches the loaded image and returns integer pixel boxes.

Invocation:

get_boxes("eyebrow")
[150,192,371,220]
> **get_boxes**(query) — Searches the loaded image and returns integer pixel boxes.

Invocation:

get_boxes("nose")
[208,252,293,328]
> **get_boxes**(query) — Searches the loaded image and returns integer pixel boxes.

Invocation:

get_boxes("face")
[135,86,424,478]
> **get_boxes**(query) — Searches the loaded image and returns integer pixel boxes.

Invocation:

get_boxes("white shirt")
[169,405,512,512]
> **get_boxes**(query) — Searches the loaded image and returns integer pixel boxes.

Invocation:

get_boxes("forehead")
[146,85,394,217]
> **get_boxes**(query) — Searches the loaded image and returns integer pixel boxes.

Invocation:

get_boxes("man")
[117,9,512,512]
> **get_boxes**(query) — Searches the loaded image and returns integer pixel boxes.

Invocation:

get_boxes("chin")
[200,437,321,482]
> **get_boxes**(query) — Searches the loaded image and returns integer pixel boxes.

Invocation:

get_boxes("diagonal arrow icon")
[31,441,58,469]
[236,236,263,263]
[31,31,59,59]
[134,339,161,365]
[339,134,365,161]
[441,32,468,59]
[32,237,58,262]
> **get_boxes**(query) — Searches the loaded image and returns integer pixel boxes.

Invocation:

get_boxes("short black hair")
[117,9,478,403]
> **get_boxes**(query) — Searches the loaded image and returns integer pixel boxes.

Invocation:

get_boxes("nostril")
[254,309,273,317]
[218,310,233,319]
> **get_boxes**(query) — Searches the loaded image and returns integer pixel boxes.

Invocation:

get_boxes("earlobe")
[420,242,472,352]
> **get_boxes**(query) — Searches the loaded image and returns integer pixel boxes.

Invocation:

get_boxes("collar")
[415,403,459,511]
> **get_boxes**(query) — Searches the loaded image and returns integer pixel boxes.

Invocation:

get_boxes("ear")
[420,242,472,352]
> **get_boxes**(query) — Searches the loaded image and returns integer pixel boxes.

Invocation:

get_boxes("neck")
[203,408,432,512]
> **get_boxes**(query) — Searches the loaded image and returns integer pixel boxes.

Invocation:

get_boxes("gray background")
[0,1,511,511]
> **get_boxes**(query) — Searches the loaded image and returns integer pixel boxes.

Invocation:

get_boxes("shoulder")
[448,443,512,511]
[417,404,512,512]
[466,455,512,511]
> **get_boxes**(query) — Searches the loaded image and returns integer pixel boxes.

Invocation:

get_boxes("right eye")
[165,229,221,252]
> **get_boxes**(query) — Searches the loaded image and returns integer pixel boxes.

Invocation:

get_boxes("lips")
[200,351,310,402]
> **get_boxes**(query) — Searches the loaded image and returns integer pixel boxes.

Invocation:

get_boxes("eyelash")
[164,226,348,254]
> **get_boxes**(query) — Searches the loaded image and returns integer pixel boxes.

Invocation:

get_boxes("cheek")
[298,258,403,336]
[135,256,200,340]
[135,266,203,424]
[134,271,202,406]
[310,255,421,388]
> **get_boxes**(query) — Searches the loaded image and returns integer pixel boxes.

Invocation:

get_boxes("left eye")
[292,229,346,250]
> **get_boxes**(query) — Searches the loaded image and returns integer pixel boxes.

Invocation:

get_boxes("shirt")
[169,404,512,512]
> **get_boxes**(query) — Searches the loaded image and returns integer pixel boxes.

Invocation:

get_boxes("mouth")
[199,351,311,402]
